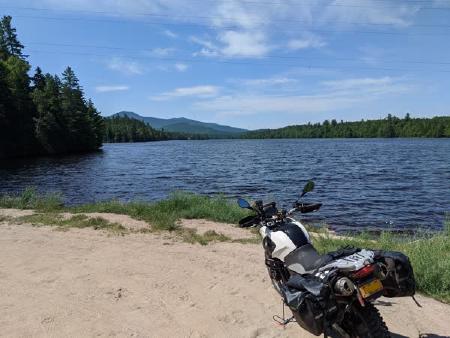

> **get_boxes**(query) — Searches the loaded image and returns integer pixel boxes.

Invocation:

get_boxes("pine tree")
[2,55,36,155]
[60,66,90,150]
[31,66,45,90]
[0,61,14,157]
[32,74,65,153]
[0,16,24,60]
[86,99,105,148]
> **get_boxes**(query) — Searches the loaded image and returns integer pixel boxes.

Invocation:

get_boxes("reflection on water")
[1,139,449,231]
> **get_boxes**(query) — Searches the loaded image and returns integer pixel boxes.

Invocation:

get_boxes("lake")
[0,139,449,232]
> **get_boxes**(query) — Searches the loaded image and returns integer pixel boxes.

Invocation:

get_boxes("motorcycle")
[236,181,416,338]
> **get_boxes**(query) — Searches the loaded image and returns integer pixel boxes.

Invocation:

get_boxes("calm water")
[0,139,449,231]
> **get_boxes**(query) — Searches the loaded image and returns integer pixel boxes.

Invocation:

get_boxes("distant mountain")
[113,111,248,135]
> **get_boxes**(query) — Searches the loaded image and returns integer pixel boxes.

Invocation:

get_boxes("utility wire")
[224,0,450,10]
[3,1,450,12]
[10,14,450,37]
[27,41,450,66]
[25,48,450,73]
[3,5,450,30]
[203,0,450,10]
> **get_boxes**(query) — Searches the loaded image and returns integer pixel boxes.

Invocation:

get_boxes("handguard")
[238,215,258,228]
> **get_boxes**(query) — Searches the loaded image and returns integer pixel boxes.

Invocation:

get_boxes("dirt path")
[0,216,449,337]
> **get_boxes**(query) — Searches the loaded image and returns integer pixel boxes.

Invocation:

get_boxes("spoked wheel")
[341,303,391,338]
[267,268,284,297]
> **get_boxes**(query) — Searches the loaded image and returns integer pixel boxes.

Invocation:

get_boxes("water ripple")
[0,139,449,231]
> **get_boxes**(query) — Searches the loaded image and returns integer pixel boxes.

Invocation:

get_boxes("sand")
[0,209,449,338]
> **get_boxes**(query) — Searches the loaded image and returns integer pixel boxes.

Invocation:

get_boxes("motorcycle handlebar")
[238,202,322,227]
[238,215,259,228]
[295,202,322,213]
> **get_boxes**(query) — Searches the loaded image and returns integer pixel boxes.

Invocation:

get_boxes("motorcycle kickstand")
[273,300,295,328]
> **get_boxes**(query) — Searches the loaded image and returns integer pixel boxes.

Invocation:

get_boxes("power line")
[204,0,450,10]
[3,5,450,31]
[3,0,450,12]
[25,48,450,73]
[27,41,450,66]
[10,14,450,38]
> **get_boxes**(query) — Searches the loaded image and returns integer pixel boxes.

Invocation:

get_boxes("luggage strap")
[412,295,422,308]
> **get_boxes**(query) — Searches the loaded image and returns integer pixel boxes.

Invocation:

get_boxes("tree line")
[242,114,450,139]
[103,116,210,142]
[0,16,103,159]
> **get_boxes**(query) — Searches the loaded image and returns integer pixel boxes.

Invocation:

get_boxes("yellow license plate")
[359,279,383,298]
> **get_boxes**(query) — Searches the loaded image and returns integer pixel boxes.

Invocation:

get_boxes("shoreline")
[0,189,449,304]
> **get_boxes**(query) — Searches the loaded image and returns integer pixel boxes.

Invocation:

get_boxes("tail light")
[352,264,375,279]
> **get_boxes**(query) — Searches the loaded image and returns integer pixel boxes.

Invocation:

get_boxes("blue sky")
[2,0,450,129]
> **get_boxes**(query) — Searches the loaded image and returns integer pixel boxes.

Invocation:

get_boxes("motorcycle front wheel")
[340,303,391,338]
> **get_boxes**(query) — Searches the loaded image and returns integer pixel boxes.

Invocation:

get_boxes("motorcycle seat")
[285,244,333,275]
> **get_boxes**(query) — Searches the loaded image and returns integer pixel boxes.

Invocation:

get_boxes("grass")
[1,188,449,302]
[0,214,12,222]
[0,187,63,212]
[17,213,127,234]
[0,189,251,231]
[179,228,231,245]
[70,191,251,231]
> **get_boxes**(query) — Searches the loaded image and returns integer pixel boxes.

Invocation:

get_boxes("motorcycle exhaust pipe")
[334,277,355,296]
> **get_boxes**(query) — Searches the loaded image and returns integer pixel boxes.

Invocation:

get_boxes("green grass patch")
[70,192,251,231]
[17,213,126,234]
[178,228,231,245]
[1,190,251,231]
[0,188,63,212]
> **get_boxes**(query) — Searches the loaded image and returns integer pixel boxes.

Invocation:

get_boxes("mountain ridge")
[112,111,247,135]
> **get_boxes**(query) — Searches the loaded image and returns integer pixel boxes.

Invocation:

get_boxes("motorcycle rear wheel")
[341,303,390,338]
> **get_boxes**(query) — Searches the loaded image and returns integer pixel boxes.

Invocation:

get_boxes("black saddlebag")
[282,275,330,336]
[374,250,416,297]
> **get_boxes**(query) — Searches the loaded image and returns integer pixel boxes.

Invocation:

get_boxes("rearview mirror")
[300,180,315,197]
[237,198,251,209]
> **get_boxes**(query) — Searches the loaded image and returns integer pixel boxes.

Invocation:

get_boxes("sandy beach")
[0,210,449,338]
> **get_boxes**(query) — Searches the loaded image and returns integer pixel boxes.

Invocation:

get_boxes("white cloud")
[194,76,410,117]
[95,85,129,93]
[196,94,356,117]
[288,34,326,50]
[190,1,273,58]
[36,0,422,59]
[190,36,221,57]
[107,57,144,75]
[219,31,271,58]
[322,77,396,91]
[321,0,418,27]
[191,31,271,58]
[150,85,219,101]
[149,47,176,57]
[163,29,178,39]
[174,63,189,72]
[190,36,217,50]
[237,77,298,86]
